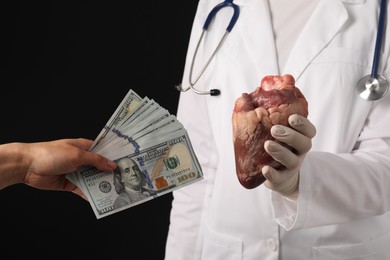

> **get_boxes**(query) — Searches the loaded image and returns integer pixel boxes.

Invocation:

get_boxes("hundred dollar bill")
[96,114,183,160]
[77,129,203,219]
[66,89,142,186]
[91,97,156,154]
[90,89,143,151]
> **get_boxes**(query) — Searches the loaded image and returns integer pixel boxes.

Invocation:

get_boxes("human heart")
[232,74,308,189]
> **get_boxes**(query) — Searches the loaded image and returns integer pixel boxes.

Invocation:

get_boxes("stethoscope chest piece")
[356,75,389,101]
[356,0,388,101]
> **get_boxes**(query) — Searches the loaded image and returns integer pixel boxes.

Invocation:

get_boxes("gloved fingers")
[262,165,299,199]
[261,113,314,199]
[264,140,301,170]
[288,114,316,139]
[270,124,312,155]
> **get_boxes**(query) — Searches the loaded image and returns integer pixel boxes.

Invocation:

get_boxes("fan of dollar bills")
[67,89,203,219]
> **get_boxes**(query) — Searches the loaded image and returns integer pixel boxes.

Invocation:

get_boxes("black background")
[1,1,198,259]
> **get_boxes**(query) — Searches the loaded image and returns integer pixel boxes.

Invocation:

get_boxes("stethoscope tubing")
[372,0,388,78]
[175,0,240,96]
[203,0,239,32]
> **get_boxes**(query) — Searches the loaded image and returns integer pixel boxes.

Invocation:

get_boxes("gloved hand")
[262,114,316,200]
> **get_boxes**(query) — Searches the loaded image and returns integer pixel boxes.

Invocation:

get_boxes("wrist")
[279,172,300,201]
[0,142,30,189]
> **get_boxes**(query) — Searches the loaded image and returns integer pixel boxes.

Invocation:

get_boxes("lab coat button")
[266,238,277,251]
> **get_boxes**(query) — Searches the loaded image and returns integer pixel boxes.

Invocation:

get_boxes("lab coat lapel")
[235,0,278,75]
[283,0,349,80]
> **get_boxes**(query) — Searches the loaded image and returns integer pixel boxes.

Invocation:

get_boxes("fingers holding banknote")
[0,138,117,198]
[76,90,204,219]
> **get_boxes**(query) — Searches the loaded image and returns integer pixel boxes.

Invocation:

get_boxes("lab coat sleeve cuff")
[270,160,312,231]
[270,191,298,230]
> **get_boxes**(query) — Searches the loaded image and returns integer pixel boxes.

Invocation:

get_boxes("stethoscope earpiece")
[210,89,221,96]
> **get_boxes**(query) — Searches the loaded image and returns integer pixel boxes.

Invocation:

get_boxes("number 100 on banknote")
[74,89,203,219]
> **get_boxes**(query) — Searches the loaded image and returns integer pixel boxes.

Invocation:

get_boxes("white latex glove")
[262,114,316,200]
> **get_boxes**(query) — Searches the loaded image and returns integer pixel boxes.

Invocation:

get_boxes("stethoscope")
[175,0,239,96]
[356,0,389,101]
[176,0,388,101]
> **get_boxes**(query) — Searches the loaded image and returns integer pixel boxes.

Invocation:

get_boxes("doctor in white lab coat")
[165,0,390,259]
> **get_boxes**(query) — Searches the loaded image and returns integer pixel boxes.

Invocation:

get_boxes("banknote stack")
[67,89,203,219]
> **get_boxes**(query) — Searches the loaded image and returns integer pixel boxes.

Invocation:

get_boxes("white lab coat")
[165,0,390,259]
